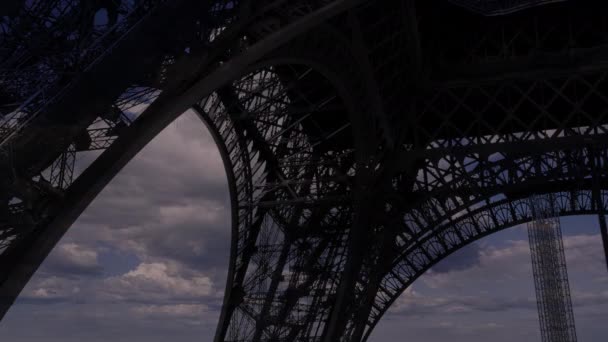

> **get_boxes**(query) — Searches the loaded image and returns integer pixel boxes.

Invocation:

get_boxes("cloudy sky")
[1,110,607,341]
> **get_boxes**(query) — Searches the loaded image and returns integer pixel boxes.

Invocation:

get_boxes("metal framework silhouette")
[1,1,608,341]
[528,195,577,342]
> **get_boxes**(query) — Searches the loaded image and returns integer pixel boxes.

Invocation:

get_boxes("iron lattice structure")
[528,195,577,342]
[1,0,608,341]
[449,0,567,15]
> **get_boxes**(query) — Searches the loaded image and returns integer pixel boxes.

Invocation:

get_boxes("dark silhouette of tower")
[1,1,608,341]
[528,195,577,342]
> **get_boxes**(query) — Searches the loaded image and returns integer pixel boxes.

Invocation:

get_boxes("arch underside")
[3,1,608,342]
[201,2,608,340]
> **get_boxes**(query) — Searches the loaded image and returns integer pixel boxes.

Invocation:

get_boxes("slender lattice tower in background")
[528,195,578,342]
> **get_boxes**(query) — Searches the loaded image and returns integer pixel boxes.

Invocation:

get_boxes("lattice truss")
[528,194,577,342]
[0,0,304,254]
[3,1,608,342]
[0,0,343,251]
[0,0,356,337]
[0,0,161,139]
[449,0,567,15]
[198,65,357,341]
[0,0,171,255]
[334,2,608,340]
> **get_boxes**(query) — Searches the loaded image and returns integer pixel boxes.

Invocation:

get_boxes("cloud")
[6,108,607,342]
[1,111,234,341]
[371,232,608,342]
[572,290,608,307]
[60,110,233,283]
[100,262,216,303]
[42,243,103,277]
[10,110,230,314]
[18,276,83,304]
[389,286,537,316]
[431,242,481,273]
[562,234,608,279]
[131,304,210,323]
[420,238,532,291]
[389,233,608,317]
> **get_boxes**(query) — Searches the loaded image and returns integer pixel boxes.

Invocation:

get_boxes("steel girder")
[0,0,242,316]
[448,0,568,16]
[359,141,608,339]
[345,3,608,338]
[0,0,365,323]
[0,0,374,340]
[198,64,357,341]
[2,1,608,342]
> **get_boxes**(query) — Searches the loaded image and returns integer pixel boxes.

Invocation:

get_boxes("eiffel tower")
[528,195,578,342]
[1,1,608,341]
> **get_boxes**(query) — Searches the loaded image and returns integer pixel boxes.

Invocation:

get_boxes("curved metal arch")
[362,188,606,341]
[398,145,608,251]
[352,124,608,340]
[198,64,354,342]
[193,20,385,340]
[0,0,367,321]
[362,186,608,341]
[194,106,245,342]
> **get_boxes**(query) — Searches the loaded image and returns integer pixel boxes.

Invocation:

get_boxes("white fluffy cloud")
[101,262,215,302]
[23,276,82,301]
[3,111,229,341]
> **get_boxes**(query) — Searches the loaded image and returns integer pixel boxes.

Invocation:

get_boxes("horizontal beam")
[448,0,568,16]
[431,44,608,87]
[399,133,608,167]
[239,196,349,209]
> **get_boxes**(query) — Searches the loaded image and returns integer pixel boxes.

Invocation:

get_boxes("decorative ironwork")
[449,0,568,16]
[1,1,607,342]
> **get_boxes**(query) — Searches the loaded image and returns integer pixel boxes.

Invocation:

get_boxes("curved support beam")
[363,187,607,341]
[356,135,608,340]
[202,22,381,340]
[0,0,366,322]
[193,105,245,342]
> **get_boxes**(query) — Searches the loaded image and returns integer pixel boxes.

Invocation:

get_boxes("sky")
[1,110,607,341]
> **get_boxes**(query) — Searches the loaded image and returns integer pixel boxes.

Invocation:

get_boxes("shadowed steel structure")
[450,0,567,15]
[528,195,577,342]
[1,0,608,341]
